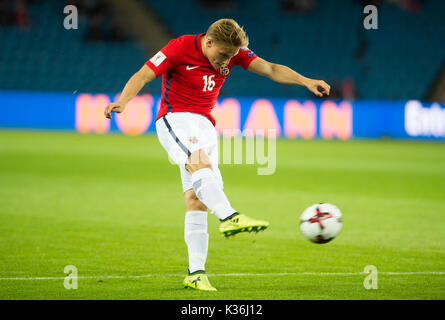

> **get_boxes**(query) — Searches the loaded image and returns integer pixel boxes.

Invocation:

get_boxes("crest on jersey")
[219,64,230,76]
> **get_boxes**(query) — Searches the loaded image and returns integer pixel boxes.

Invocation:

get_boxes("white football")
[300,203,342,244]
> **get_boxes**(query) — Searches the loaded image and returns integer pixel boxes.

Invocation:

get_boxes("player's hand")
[104,102,126,119]
[306,79,330,97]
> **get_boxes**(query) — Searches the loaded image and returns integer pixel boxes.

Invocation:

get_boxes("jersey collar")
[196,33,205,54]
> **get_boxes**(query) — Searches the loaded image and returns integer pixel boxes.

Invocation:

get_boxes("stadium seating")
[0,0,443,100]
[143,0,445,100]
[0,1,156,94]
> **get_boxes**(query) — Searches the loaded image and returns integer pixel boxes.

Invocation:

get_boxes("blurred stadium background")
[0,0,445,102]
[1,0,445,300]
[0,0,444,138]
[0,0,444,101]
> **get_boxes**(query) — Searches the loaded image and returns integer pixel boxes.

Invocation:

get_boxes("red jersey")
[145,33,257,126]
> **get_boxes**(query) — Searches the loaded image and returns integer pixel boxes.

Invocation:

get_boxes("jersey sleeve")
[145,38,182,77]
[232,47,257,70]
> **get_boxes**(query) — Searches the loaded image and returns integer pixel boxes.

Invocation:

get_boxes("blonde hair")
[206,19,249,48]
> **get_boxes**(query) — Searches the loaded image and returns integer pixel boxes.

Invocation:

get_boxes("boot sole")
[221,225,268,238]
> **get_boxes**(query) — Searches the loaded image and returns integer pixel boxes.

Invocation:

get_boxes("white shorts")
[155,112,223,193]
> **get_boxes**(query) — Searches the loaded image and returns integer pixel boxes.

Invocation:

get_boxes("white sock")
[184,210,208,274]
[191,168,237,221]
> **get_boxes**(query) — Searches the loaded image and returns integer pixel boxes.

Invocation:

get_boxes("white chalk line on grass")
[0,271,444,281]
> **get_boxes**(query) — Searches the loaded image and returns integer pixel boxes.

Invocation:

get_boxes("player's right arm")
[104,64,156,119]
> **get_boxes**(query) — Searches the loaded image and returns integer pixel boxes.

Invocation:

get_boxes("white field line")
[0,271,444,281]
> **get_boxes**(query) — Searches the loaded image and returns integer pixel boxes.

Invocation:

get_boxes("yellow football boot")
[219,212,269,237]
[183,272,217,291]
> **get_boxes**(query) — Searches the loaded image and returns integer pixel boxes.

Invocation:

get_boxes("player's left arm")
[247,57,330,97]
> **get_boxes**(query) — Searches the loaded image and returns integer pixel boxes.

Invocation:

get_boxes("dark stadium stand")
[0,0,444,100]
[0,0,153,94]
[142,0,445,100]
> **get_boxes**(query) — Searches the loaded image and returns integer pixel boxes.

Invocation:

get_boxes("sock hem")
[188,269,206,275]
[220,211,239,222]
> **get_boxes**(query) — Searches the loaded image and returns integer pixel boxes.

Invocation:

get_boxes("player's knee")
[186,162,212,174]
[184,190,207,211]
[186,149,212,174]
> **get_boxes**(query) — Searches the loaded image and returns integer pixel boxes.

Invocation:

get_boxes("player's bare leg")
[184,189,207,212]
[186,149,269,237]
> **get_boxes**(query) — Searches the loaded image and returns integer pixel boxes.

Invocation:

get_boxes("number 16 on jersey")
[202,75,215,92]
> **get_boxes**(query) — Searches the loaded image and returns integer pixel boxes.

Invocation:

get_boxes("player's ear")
[206,37,214,48]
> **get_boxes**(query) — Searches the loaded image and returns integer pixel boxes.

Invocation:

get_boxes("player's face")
[205,39,239,70]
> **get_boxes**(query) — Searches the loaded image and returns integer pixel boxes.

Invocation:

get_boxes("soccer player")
[104,19,330,291]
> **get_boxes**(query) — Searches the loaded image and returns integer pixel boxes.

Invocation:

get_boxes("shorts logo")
[188,136,199,144]
[219,64,230,76]
[150,51,166,67]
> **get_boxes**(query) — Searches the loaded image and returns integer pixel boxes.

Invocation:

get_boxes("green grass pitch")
[0,129,444,300]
